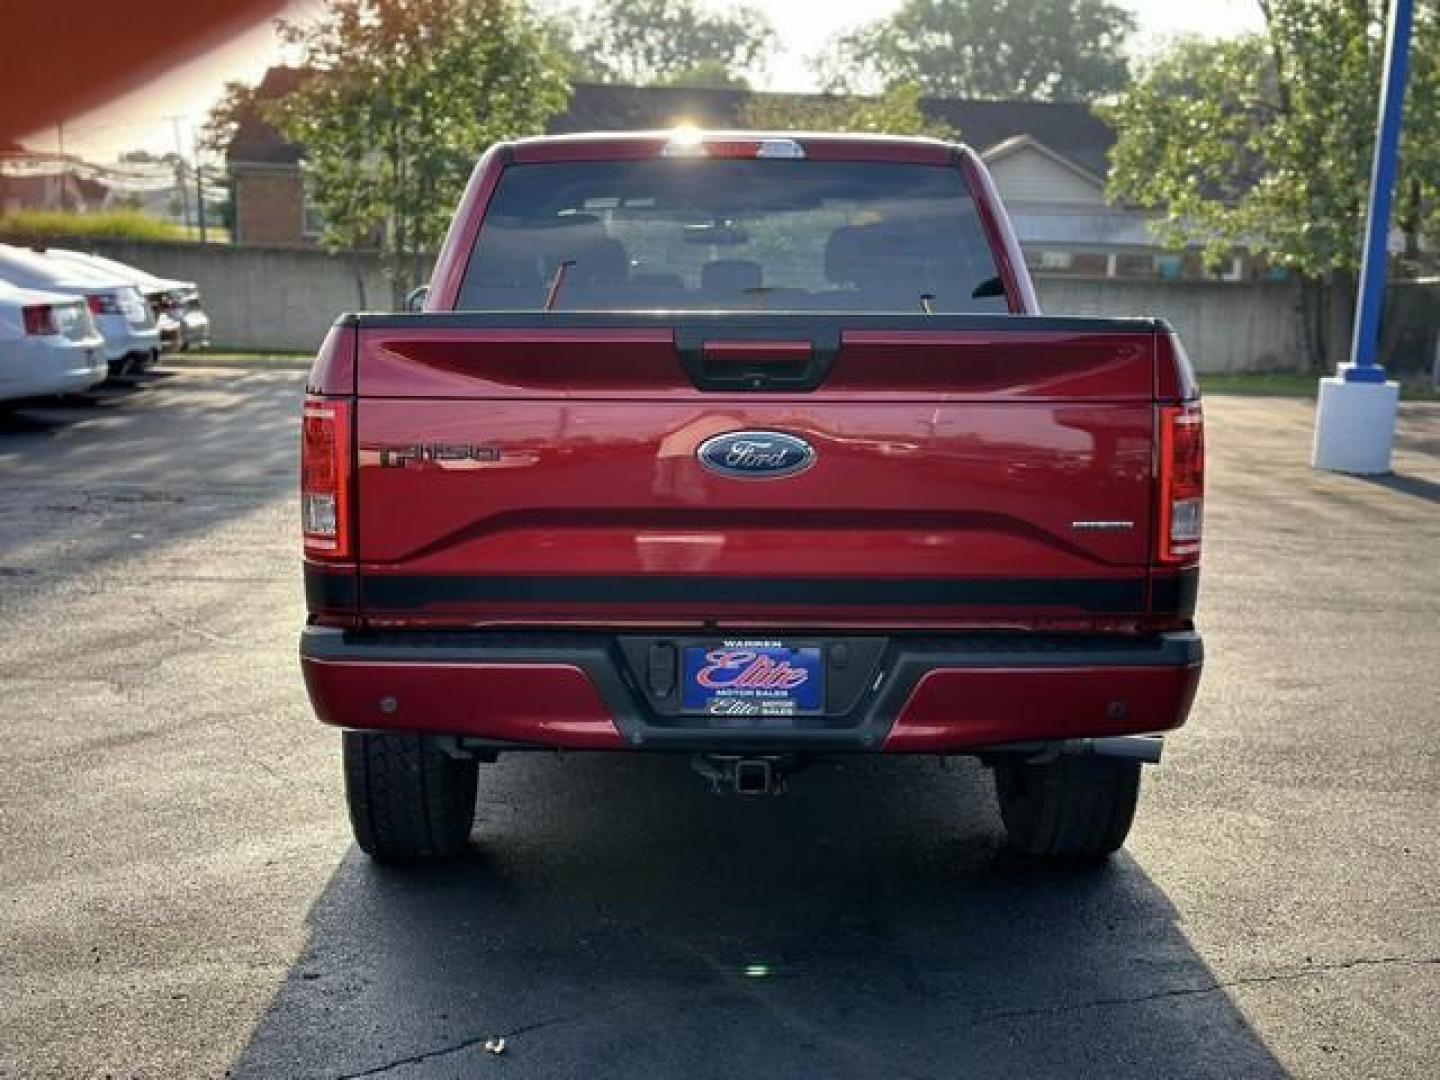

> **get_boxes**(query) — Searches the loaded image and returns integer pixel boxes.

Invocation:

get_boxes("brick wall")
[233,165,307,248]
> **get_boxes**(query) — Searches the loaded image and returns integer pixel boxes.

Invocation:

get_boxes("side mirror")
[971,276,1006,300]
[406,284,430,312]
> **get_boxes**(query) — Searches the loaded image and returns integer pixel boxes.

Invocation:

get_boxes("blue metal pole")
[1346,0,1414,383]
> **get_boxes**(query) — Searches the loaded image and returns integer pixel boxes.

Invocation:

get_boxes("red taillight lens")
[22,304,58,336]
[302,397,352,559]
[1158,402,1204,563]
[86,293,120,315]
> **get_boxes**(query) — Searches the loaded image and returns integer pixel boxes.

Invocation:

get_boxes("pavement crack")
[330,1015,578,1079]
[135,598,241,646]
[974,956,1440,1024]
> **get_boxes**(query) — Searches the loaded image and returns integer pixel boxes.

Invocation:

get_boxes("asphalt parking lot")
[0,362,1436,1079]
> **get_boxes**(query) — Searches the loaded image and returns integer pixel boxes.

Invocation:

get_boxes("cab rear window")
[457,159,1008,314]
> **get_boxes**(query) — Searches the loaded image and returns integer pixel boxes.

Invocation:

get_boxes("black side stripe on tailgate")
[357,575,1147,614]
[305,564,358,610]
[1150,568,1200,618]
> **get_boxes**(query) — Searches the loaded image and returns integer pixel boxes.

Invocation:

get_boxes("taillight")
[87,293,120,315]
[22,304,59,336]
[302,397,352,559]
[1158,402,1204,563]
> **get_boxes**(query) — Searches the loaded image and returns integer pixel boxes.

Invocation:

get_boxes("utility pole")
[192,129,208,244]
[56,120,67,212]
[166,114,191,232]
[1312,0,1412,474]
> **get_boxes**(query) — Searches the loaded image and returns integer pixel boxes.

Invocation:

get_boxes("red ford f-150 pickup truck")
[300,130,1203,863]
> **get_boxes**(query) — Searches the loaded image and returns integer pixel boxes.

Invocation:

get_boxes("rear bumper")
[156,315,183,351]
[300,627,1202,753]
[96,319,159,362]
[181,311,210,342]
[0,336,107,400]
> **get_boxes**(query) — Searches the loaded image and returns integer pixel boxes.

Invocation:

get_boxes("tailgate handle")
[702,340,814,364]
[677,326,839,392]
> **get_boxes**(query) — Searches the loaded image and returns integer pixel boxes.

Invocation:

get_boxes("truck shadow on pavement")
[234,754,1286,1079]
[1353,472,1440,505]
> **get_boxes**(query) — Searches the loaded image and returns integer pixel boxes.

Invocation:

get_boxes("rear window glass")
[457,159,1008,314]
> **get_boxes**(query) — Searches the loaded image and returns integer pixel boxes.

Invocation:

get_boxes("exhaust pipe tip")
[1067,736,1164,764]
[980,736,1166,767]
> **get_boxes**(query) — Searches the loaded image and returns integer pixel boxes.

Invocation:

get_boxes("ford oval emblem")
[696,431,816,479]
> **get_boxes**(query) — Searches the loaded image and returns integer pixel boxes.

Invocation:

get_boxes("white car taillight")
[21,304,59,336]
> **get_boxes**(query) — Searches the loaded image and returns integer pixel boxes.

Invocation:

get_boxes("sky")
[33,0,1264,163]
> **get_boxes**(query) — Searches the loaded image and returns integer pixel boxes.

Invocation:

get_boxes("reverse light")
[21,304,58,336]
[302,397,352,559]
[1158,402,1204,563]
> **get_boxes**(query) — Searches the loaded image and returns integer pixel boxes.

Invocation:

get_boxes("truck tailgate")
[348,314,1160,629]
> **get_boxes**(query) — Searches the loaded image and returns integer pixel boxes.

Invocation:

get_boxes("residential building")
[224,72,1267,281]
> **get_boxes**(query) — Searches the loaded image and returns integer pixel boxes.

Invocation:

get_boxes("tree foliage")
[738,84,955,140]
[565,0,775,88]
[267,0,569,294]
[1104,0,1440,364]
[817,0,1135,102]
[200,80,264,158]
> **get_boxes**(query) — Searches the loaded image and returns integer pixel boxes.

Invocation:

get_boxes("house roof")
[227,66,307,166]
[226,72,1117,180]
[928,100,1113,177]
[980,133,1106,189]
[548,83,748,134]
[552,85,1117,177]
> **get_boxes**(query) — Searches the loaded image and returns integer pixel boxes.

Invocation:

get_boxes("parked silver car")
[0,245,159,376]
[0,280,107,402]
[40,248,211,352]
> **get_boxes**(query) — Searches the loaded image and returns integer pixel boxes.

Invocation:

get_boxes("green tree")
[566,0,775,88]
[269,0,569,299]
[1104,1,1440,368]
[738,84,956,140]
[818,0,1135,102]
[200,81,265,158]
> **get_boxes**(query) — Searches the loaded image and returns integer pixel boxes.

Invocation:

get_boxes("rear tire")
[992,754,1141,859]
[343,732,478,861]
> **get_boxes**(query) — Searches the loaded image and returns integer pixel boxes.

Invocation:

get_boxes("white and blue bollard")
[1312,0,1411,476]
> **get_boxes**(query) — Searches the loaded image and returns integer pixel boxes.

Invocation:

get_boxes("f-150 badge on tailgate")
[697,431,815,479]
[375,443,501,468]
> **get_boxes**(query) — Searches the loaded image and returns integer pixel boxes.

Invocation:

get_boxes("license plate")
[681,641,823,717]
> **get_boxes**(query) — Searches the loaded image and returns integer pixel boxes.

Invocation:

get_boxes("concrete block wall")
[1037,277,1305,373]
[25,238,393,353]
[2,236,1309,368]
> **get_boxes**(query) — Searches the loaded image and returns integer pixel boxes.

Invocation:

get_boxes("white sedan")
[0,245,159,376]
[41,248,211,352]
[0,281,107,403]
